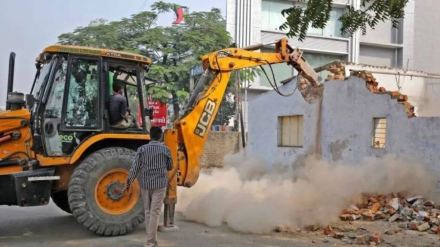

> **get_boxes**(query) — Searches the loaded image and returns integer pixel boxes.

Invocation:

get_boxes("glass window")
[43,56,68,156]
[262,0,291,31]
[261,0,345,38]
[108,65,143,129]
[324,8,344,37]
[45,57,68,119]
[259,63,295,87]
[65,58,100,128]
[126,84,143,128]
[32,56,54,100]
[303,52,347,79]
[256,51,347,87]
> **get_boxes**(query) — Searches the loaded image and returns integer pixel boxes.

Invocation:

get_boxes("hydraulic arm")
[163,38,321,227]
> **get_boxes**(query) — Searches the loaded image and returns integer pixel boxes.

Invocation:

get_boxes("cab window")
[64,58,100,129]
[43,56,68,156]
[108,65,143,129]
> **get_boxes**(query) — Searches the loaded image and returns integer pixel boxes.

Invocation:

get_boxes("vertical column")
[233,0,254,135]
[235,0,253,48]
[402,0,415,70]
[349,0,361,64]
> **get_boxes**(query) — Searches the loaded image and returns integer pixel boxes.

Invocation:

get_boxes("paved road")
[0,202,328,247]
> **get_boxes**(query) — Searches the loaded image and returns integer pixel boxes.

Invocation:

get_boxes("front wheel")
[68,147,144,236]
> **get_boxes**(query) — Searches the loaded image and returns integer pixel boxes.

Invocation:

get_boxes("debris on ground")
[339,193,439,232]
[292,193,440,245]
[333,193,440,244]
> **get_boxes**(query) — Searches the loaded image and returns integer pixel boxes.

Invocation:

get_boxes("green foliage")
[58,3,232,120]
[280,0,408,40]
[280,0,332,41]
[340,0,408,35]
[151,1,179,13]
[212,92,235,127]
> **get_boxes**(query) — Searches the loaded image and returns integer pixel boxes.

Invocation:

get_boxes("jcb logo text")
[194,99,216,137]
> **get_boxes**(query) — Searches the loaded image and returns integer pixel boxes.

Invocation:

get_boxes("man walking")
[125,127,172,247]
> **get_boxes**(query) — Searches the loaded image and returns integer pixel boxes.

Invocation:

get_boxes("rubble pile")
[293,193,440,245]
[333,193,439,242]
[340,193,439,231]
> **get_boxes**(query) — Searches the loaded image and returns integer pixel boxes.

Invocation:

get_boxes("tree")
[58,2,234,124]
[280,0,408,41]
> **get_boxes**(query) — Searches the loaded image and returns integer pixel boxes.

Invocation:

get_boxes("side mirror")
[144,108,153,119]
[26,94,35,109]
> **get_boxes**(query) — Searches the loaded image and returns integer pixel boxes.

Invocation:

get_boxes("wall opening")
[278,115,304,147]
[372,117,387,149]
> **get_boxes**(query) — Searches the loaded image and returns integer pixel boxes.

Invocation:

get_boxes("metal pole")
[6,52,16,110]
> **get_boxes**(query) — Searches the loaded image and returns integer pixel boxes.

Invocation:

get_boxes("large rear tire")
[51,190,72,214]
[68,147,144,236]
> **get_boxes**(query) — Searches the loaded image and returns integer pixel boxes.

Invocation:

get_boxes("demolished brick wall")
[325,62,416,118]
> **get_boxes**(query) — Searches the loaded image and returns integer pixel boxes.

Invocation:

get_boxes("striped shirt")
[127,141,172,190]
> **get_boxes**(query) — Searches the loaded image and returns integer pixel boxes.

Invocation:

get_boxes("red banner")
[147,98,167,127]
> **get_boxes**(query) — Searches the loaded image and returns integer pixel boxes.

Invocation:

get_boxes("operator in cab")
[109,81,134,128]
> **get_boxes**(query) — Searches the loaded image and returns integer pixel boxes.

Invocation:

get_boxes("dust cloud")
[176,153,439,234]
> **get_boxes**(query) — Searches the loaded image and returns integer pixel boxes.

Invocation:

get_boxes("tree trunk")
[171,91,180,121]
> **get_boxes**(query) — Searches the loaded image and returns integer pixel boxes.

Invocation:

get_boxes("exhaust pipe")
[6,52,16,110]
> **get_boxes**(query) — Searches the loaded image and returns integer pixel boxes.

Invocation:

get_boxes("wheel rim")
[94,168,141,215]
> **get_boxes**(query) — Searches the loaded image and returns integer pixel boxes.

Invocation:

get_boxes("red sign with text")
[147,98,167,127]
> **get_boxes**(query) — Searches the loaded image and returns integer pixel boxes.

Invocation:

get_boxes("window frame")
[104,59,147,132]
[261,0,346,38]
[40,55,65,156]
[60,55,103,132]
[277,115,304,148]
[372,117,387,149]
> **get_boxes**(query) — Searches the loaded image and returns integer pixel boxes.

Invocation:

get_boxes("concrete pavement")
[0,202,325,247]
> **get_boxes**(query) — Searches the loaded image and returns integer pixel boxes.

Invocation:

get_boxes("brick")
[361,211,376,221]
[389,91,401,99]
[340,214,355,221]
[417,222,430,232]
[371,202,382,213]
[408,222,419,231]
[200,132,241,168]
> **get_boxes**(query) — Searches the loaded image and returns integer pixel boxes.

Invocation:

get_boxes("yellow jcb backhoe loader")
[0,38,320,235]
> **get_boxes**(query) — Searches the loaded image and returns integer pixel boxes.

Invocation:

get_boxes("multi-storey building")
[226,0,440,130]
[227,0,439,86]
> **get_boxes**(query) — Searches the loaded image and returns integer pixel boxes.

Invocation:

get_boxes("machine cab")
[29,45,153,157]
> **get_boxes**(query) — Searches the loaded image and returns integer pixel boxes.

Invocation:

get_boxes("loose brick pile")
[340,193,440,232]
[336,193,440,243]
[325,63,416,118]
[273,193,440,245]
